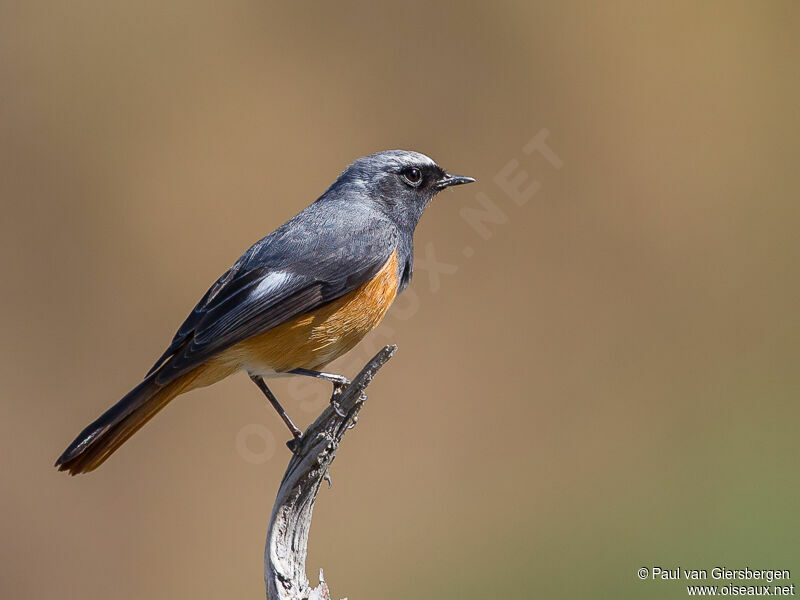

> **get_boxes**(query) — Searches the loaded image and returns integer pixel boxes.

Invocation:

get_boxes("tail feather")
[55,373,196,475]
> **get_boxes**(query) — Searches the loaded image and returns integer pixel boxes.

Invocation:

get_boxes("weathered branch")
[265,345,397,600]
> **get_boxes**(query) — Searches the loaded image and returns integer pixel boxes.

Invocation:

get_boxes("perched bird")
[55,150,474,475]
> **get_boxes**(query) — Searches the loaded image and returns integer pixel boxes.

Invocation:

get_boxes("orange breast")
[215,250,400,373]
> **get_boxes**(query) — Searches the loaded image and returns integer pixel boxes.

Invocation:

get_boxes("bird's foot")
[329,375,351,389]
[285,433,303,453]
[329,377,352,418]
[330,396,347,418]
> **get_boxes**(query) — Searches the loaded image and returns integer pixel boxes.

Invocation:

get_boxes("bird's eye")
[401,167,422,186]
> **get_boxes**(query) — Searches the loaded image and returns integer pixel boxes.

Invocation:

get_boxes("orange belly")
[206,250,399,375]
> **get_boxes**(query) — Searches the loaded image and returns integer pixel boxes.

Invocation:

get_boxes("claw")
[286,435,303,453]
[330,398,347,418]
[332,380,350,396]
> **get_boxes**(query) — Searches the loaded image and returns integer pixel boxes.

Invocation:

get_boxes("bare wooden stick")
[265,345,397,600]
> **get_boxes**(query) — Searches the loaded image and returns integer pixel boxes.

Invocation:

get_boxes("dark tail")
[55,373,193,475]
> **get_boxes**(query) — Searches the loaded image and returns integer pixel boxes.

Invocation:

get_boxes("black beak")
[436,173,476,190]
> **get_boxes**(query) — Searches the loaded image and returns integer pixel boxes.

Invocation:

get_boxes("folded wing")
[147,207,398,385]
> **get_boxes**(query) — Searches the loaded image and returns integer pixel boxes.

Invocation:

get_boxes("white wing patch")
[253,270,292,298]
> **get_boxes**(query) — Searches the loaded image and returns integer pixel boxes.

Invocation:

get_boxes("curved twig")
[265,345,397,600]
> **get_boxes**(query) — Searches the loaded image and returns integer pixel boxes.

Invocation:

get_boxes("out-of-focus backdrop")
[2,2,798,598]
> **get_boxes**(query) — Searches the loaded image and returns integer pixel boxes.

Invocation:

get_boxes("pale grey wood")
[265,345,397,600]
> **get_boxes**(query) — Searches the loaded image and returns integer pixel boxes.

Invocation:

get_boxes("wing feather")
[147,207,398,385]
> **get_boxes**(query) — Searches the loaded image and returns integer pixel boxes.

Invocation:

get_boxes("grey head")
[320,150,475,234]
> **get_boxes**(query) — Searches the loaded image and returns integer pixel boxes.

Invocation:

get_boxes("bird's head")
[327,150,475,228]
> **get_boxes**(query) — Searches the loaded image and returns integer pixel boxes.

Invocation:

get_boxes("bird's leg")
[289,368,351,389]
[249,374,303,442]
[289,368,351,418]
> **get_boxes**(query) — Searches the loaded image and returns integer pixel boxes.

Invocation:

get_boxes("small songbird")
[55,150,474,475]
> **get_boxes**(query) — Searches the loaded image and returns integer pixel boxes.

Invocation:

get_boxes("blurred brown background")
[2,1,799,598]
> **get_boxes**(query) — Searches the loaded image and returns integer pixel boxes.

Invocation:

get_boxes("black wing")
[147,205,398,385]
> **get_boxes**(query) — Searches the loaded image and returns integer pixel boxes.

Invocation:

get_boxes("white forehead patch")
[362,149,438,170]
[342,150,442,184]
[395,150,436,168]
